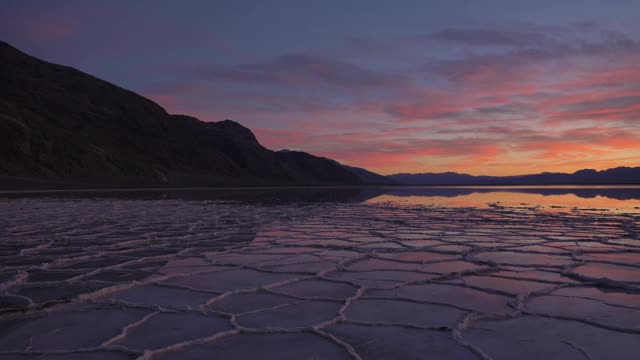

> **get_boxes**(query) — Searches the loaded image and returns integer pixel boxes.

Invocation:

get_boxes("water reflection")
[365,187,640,212]
[2,186,639,212]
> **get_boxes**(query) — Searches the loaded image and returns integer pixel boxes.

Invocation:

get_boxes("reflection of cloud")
[369,187,640,202]
[365,188,640,212]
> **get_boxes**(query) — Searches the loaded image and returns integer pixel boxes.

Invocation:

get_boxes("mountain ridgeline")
[389,167,640,185]
[0,41,638,190]
[0,41,368,189]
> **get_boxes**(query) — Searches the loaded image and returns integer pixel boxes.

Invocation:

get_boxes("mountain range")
[0,40,638,190]
[388,167,640,185]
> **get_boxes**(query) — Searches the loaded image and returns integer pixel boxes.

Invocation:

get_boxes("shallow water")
[3,185,640,212]
[366,186,640,213]
[1,187,639,359]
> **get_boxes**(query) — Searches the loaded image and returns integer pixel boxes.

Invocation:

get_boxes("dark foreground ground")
[1,196,639,359]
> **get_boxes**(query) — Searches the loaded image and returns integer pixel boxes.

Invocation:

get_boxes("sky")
[2,0,640,175]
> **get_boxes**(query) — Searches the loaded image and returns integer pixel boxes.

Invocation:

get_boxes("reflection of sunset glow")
[365,190,640,213]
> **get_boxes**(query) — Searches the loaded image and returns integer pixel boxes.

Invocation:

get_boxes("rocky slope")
[341,164,396,185]
[0,41,366,189]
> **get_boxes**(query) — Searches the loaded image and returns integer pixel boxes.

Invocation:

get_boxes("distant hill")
[389,167,640,185]
[0,41,375,189]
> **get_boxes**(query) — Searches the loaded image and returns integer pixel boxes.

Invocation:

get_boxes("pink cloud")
[139,22,640,176]
[9,17,77,41]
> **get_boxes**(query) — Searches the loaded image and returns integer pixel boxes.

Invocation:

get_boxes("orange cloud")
[141,23,640,176]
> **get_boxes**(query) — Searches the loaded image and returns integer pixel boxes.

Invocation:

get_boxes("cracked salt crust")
[1,199,639,359]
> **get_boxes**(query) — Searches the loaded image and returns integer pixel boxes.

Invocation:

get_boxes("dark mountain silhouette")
[0,41,374,189]
[2,41,637,190]
[275,150,361,185]
[341,165,396,185]
[389,167,640,185]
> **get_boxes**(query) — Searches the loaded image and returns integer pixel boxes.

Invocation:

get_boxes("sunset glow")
[3,1,639,176]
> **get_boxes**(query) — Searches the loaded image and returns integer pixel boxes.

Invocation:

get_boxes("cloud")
[2,15,78,42]
[142,21,640,176]
[194,54,406,89]
[423,25,640,87]
[426,27,558,47]
[562,95,640,113]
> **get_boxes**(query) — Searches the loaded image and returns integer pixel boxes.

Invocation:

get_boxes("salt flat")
[1,192,639,359]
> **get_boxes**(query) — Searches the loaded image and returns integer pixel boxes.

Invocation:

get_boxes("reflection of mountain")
[0,187,388,203]
[376,187,640,201]
[390,167,640,185]
[4,186,639,203]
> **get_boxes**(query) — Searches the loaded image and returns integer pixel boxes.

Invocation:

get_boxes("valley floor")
[1,198,639,359]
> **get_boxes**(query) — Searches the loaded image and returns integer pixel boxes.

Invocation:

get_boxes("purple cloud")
[426,27,558,47]
[194,54,406,89]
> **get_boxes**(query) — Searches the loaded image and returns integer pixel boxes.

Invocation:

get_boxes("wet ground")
[1,190,640,359]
